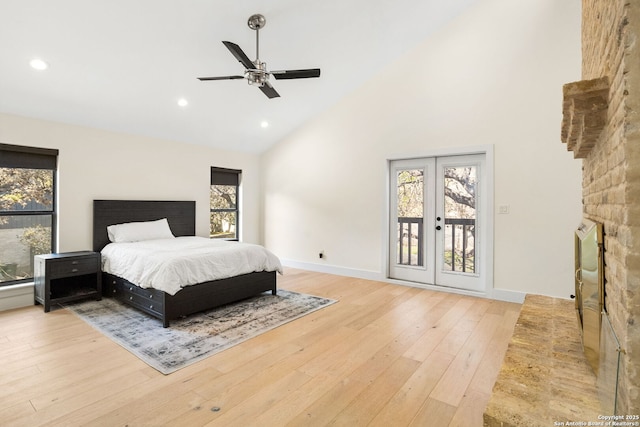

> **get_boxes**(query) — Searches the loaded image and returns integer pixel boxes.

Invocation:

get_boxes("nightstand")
[34,251,102,312]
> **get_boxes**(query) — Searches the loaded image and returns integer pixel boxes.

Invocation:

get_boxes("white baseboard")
[0,282,34,312]
[489,288,526,303]
[281,259,525,304]
[281,259,383,281]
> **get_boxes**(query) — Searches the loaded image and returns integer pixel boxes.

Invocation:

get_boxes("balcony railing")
[397,217,475,272]
[445,218,475,273]
[397,217,423,266]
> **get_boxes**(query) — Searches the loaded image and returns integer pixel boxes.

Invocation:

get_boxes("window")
[0,143,58,286]
[210,167,241,240]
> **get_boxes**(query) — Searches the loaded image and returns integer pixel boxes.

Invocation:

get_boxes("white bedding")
[101,236,283,295]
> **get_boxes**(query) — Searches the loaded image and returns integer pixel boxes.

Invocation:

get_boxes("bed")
[93,200,280,327]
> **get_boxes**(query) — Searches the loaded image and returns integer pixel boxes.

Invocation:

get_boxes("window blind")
[210,167,241,186]
[0,143,58,169]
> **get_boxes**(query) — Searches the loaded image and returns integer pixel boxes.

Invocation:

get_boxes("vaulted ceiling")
[0,0,477,153]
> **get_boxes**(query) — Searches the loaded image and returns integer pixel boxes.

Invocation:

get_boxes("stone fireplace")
[560,0,640,414]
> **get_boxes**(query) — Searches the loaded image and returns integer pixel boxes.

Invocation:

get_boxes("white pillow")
[107,218,175,243]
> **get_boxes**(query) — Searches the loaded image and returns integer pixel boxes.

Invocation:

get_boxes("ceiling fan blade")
[197,75,244,81]
[271,68,321,80]
[222,41,255,70]
[259,82,280,99]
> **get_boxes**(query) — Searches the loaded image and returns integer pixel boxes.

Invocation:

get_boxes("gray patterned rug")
[67,290,336,374]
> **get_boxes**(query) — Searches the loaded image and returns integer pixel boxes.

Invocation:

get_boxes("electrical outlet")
[498,205,510,214]
[319,251,324,259]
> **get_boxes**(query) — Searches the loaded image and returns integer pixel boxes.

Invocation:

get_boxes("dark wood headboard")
[93,200,196,252]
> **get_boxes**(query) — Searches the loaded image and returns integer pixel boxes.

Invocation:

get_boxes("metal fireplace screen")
[574,219,604,375]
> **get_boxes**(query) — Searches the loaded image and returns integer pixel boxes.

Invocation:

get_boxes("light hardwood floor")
[0,268,521,427]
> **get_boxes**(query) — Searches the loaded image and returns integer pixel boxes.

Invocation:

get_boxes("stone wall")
[580,0,640,413]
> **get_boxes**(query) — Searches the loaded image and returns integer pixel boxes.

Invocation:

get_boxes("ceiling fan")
[197,14,321,99]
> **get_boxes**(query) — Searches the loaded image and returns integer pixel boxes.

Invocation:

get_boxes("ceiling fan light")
[246,71,267,87]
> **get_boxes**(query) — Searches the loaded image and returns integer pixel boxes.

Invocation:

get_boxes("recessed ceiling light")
[177,98,188,107]
[30,58,48,70]
[260,120,269,128]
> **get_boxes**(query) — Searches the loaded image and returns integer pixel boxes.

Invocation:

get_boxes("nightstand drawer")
[49,257,97,278]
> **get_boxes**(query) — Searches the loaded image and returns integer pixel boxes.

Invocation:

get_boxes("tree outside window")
[210,167,241,239]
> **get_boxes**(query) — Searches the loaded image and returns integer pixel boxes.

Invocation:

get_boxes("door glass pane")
[442,166,476,273]
[396,169,424,266]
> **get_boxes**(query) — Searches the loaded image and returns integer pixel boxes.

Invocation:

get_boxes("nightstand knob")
[71,268,78,273]
[129,296,133,301]
[129,287,133,291]
[149,294,153,299]
[149,305,154,310]
[112,289,116,294]
[71,261,79,265]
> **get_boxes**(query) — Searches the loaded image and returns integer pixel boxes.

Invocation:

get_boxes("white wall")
[0,113,262,251]
[261,0,583,299]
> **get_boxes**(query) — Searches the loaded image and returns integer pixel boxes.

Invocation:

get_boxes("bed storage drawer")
[106,275,165,317]
[125,292,163,315]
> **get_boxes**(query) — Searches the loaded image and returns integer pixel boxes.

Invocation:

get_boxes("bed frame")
[93,200,277,327]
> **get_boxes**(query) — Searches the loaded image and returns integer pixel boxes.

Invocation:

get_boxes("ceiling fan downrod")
[246,14,267,86]
[248,14,265,62]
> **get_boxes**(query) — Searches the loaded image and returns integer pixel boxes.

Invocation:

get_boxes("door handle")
[436,225,442,230]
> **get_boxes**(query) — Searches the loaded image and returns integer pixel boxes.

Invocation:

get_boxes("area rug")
[66,290,336,374]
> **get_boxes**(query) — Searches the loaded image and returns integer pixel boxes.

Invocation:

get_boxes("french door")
[389,154,487,292]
